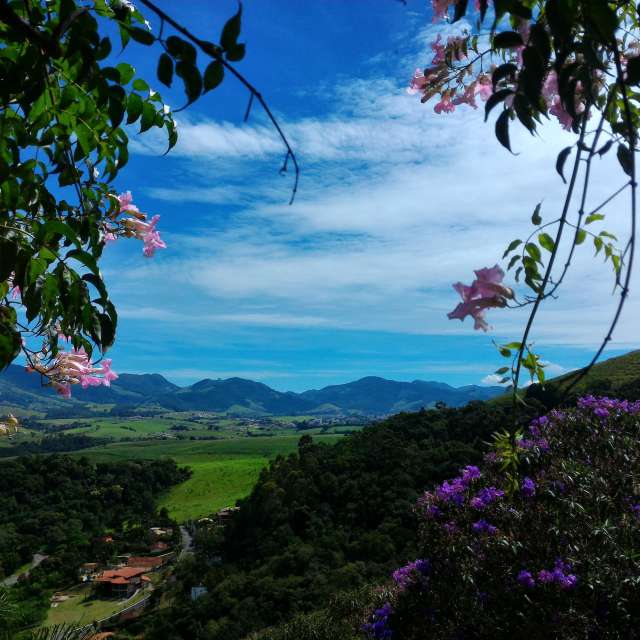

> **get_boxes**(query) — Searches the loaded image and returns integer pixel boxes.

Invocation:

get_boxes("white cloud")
[119,20,639,355]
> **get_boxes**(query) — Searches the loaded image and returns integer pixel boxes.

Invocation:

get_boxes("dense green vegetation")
[138,401,534,640]
[0,456,188,634]
[134,353,640,640]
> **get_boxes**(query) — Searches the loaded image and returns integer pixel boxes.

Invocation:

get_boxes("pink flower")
[432,0,453,21]
[476,74,493,101]
[408,69,427,94]
[117,191,139,213]
[431,34,445,64]
[104,231,118,244]
[101,359,119,386]
[549,97,573,130]
[434,93,456,114]
[123,214,167,257]
[542,70,559,103]
[447,265,513,332]
[453,82,478,109]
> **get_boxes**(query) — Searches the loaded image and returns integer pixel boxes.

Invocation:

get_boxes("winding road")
[179,525,194,559]
[1,553,48,586]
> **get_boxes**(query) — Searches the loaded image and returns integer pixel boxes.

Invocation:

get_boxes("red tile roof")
[96,567,147,582]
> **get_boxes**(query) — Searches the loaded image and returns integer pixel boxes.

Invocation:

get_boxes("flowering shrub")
[362,397,640,638]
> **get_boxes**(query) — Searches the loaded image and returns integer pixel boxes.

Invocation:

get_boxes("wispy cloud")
[111,14,638,384]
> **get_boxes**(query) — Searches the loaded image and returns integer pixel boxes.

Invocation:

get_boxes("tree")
[0,0,297,397]
[410,0,638,403]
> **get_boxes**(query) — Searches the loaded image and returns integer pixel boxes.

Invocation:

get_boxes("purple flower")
[436,478,467,505]
[594,407,609,418]
[537,559,578,590]
[461,465,481,484]
[472,519,497,536]
[537,569,555,584]
[392,559,430,592]
[517,570,535,588]
[631,504,640,520]
[470,486,505,509]
[521,477,536,498]
[443,521,459,535]
[363,602,394,639]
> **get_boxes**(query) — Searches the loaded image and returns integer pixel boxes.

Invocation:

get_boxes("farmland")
[75,433,345,521]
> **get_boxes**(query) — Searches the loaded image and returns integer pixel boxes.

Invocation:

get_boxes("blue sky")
[97,0,637,392]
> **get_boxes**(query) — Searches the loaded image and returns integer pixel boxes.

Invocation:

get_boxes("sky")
[96,0,638,392]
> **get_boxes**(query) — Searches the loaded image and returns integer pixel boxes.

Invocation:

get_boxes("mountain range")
[0,364,503,416]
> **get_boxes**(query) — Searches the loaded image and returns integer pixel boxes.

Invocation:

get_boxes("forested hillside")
[139,400,539,640]
[136,352,640,640]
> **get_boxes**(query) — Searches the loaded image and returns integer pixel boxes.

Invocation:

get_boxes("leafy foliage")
[358,397,640,638]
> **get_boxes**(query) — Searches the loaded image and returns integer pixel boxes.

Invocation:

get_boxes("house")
[94,535,114,544]
[216,507,239,524]
[94,566,148,598]
[149,527,173,539]
[79,562,100,578]
[150,541,169,553]
[191,585,208,601]
[127,555,167,570]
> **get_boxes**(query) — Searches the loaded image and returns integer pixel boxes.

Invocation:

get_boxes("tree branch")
[137,0,300,204]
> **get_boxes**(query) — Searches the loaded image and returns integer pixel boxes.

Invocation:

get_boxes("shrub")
[363,397,640,638]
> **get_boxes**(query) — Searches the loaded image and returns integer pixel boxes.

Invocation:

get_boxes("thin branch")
[561,43,636,395]
[545,105,609,298]
[137,0,299,204]
[512,116,589,405]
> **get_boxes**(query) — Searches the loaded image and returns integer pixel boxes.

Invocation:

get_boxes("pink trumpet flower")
[447,265,514,332]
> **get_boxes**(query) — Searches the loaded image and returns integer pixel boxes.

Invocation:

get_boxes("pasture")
[77,434,344,521]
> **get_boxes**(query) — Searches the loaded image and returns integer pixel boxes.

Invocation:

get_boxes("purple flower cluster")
[362,602,393,639]
[392,559,431,592]
[521,477,536,498]
[519,559,578,591]
[577,395,640,416]
[470,486,505,509]
[472,519,497,536]
[517,569,535,588]
[518,436,550,452]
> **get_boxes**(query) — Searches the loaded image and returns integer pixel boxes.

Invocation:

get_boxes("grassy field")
[45,583,149,627]
[77,434,344,521]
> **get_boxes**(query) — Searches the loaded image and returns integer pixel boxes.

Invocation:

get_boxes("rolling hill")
[0,364,503,416]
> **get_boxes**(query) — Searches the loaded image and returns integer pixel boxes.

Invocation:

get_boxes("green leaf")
[531,203,542,225]
[502,238,521,258]
[128,26,155,46]
[555,146,572,184]
[221,5,243,53]
[585,213,604,225]
[493,31,524,49]
[495,109,513,152]
[525,242,541,263]
[140,102,156,133]
[175,62,202,105]
[538,232,554,252]
[575,229,587,245]
[132,78,149,92]
[484,88,514,122]
[593,236,603,255]
[157,53,173,88]
[507,254,520,270]
[116,62,135,85]
[126,93,144,124]
[495,366,510,375]
[108,86,126,128]
[203,60,224,93]
[617,144,634,177]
